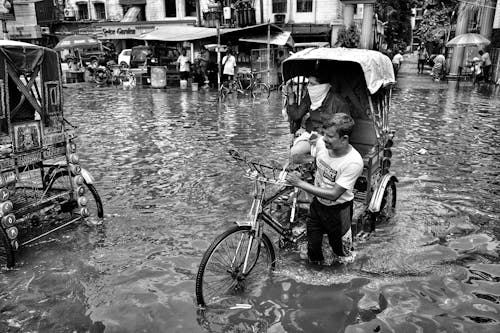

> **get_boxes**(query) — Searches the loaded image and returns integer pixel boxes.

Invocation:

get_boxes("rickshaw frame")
[0,40,103,269]
[281,47,398,232]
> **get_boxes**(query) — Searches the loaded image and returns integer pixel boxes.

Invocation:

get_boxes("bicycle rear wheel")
[195,225,275,307]
[218,85,230,100]
[252,83,270,99]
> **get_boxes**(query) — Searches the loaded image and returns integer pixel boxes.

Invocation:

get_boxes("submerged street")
[1,58,499,332]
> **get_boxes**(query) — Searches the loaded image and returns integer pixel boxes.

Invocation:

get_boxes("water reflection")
[0,83,498,332]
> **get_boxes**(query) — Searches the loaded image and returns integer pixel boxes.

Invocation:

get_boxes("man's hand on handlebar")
[285,171,305,187]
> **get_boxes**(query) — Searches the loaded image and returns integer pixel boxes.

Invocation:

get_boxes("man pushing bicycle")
[286,113,363,265]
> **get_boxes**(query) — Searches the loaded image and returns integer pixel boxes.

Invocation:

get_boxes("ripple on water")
[1,84,499,332]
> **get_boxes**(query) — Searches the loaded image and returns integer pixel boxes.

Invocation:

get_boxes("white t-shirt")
[311,138,364,206]
[481,52,491,66]
[177,55,190,72]
[222,55,236,75]
[392,53,403,65]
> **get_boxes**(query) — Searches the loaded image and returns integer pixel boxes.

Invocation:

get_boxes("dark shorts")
[180,71,189,80]
[307,198,353,261]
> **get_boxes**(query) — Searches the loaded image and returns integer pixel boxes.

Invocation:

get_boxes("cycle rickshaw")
[195,47,397,307]
[0,40,103,268]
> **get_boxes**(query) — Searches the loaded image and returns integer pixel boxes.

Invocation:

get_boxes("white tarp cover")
[137,25,238,42]
[283,47,396,94]
[239,31,294,47]
[121,6,141,22]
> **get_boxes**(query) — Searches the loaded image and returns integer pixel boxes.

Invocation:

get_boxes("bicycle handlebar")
[229,149,289,185]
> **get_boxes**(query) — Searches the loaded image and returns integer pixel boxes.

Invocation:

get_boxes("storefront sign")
[99,25,155,38]
[9,26,42,39]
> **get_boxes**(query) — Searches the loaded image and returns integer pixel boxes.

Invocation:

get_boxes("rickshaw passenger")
[286,113,363,265]
[285,73,350,160]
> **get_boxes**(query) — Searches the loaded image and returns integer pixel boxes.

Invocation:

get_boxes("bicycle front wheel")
[252,83,270,99]
[195,225,276,307]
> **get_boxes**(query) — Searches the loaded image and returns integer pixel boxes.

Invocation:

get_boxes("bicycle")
[218,72,270,100]
[92,63,136,88]
[195,150,313,308]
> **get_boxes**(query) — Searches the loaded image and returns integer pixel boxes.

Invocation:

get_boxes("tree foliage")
[375,0,413,51]
[414,1,458,45]
[336,23,360,48]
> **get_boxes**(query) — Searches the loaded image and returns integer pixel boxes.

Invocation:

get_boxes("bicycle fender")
[368,173,398,213]
[80,167,95,184]
[234,220,252,227]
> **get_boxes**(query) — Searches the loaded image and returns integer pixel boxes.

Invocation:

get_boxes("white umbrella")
[446,33,490,47]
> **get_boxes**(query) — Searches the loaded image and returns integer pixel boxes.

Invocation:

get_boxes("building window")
[185,0,196,16]
[77,3,88,20]
[272,0,287,13]
[122,5,145,21]
[165,0,176,17]
[94,3,106,20]
[296,0,312,13]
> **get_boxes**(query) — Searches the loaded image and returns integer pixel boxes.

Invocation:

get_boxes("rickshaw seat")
[350,119,377,163]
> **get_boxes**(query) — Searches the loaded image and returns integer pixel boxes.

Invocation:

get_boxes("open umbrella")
[54,34,100,51]
[446,33,490,47]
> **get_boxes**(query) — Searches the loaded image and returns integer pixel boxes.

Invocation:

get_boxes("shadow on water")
[0,82,499,332]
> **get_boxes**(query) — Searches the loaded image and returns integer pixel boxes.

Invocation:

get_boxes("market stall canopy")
[283,47,395,94]
[239,31,294,47]
[446,33,491,47]
[204,44,228,52]
[137,25,237,42]
[54,34,100,51]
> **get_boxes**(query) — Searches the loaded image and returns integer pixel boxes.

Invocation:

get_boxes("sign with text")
[0,0,14,20]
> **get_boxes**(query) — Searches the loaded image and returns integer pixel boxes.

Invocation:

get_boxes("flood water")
[1,80,499,332]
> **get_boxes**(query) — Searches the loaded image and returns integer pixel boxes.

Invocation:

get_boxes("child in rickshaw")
[286,113,364,265]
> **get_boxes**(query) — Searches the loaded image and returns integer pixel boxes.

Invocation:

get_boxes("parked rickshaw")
[195,47,397,307]
[0,40,103,268]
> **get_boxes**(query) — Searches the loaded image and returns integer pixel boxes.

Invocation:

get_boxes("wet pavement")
[1,55,499,332]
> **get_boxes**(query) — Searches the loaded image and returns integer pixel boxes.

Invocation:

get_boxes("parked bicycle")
[219,71,270,100]
[92,63,136,88]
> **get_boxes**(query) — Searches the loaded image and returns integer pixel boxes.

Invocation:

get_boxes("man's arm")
[286,172,347,202]
[286,82,310,121]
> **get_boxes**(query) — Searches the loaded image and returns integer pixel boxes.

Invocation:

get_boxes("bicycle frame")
[234,176,298,274]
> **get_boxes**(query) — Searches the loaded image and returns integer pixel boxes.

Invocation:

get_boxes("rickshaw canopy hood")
[283,47,395,94]
[0,40,58,74]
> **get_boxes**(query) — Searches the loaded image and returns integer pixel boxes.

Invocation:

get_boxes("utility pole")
[2,19,8,40]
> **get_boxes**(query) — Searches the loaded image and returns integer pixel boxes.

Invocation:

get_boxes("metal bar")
[259,212,286,236]
[21,216,82,246]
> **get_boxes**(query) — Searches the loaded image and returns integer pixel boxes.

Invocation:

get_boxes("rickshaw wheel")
[0,227,14,269]
[48,170,104,219]
[377,180,397,222]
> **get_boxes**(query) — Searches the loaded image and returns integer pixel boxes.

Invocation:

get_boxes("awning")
[119,0,146,4]
[137,25,238,42]
[121,6,141,22]
[239,31,294,47]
